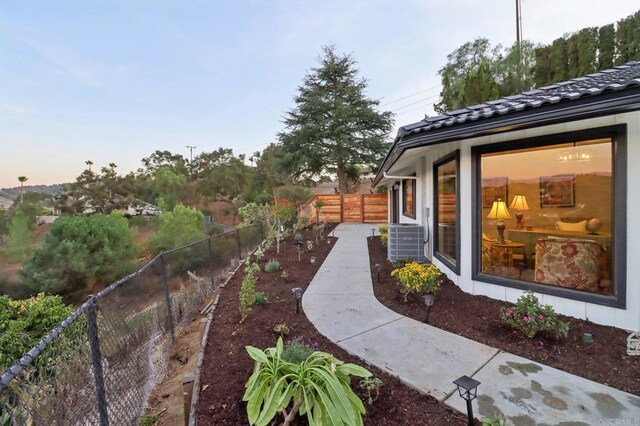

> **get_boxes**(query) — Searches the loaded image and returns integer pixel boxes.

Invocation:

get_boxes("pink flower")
[504,310,513,317]
[537,314,544,320]
[523,316,530,322]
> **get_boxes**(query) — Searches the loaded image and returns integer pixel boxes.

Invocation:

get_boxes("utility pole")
[515,0,523,79]
[186,145,196,178]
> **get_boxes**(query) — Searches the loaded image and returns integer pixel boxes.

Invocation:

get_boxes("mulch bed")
[368,236,640,396]
[196,225,472,425]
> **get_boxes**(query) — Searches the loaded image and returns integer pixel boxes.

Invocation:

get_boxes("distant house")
[375,61,640,331]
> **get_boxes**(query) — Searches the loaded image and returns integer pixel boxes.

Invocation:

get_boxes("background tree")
[3,211,33,263]
[152,167,187,211]
[150,204,205,253]
[278,46,394,194]
[21,214,136,301]
[141,150,188,177]
[18,176,28,204]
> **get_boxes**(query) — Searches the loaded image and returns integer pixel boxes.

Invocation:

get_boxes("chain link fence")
[0,225,263,426]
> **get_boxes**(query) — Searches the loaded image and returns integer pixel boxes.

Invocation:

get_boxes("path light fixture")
[371,228,375,237]
[292,287,303,314]
[374,263,383,283]
[310,256,316,264]
[453,375,481,426]
[423,294,435,323]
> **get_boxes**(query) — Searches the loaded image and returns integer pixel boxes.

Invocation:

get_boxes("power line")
[393,102,437,117]
[380,84,441,106]
[390,93,440,112]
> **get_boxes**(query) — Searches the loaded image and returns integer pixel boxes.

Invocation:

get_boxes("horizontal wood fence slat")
[299,194,387,224]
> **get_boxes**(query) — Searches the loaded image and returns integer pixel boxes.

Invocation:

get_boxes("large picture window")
[402,177,415,218]
[473,126,626,307]
[434,151,460,273]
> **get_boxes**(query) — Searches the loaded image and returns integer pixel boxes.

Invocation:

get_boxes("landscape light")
[423,294,435,323]
[310,256,316,264]
[453,375,481,426]
[374,263,383,283]
[371,228,375,237]
[292,287,303,314]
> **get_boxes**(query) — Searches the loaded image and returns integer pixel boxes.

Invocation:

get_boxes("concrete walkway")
[303,223,640,425]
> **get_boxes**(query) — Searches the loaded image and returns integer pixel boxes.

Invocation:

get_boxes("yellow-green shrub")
[391,262,441,302]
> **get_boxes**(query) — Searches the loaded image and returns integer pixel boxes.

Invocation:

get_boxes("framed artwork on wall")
[482,177,509,208]
[540,174,575,207]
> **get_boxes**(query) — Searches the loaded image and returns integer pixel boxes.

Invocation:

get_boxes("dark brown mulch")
[196,225,472,425]
[368,236,640,396]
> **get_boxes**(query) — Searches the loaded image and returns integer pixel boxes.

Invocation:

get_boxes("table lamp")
[487,200,511,242]
[509,195,530,229]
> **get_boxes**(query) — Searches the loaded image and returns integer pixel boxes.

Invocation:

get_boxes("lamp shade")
[509,195,530,211]
[487,200,511,219]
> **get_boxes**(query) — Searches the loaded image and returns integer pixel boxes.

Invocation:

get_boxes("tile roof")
[397,61,640,138]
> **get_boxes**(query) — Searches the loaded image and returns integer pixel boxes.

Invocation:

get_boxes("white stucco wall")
[387,111,640,331]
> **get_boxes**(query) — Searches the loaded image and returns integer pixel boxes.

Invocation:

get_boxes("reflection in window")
[435,155,458,269]
[480,138,613,296]
[403,178,415,218]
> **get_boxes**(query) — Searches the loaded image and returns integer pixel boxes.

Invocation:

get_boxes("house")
[374,61,640,331]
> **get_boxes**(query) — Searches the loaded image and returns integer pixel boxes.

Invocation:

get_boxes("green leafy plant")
[294,233,303,242]
[306,240,314,251]
[391,262,441,302]
[254,292,269,305]
[264,259,280,273]
[254,246,266,260]
[380,233,388,247]
[295,215,309,231]
[243,337,372,426]
[273,323,290,336]
[359,377,383,405]
[239,260,260,323]
[499,291,569,339]
[482,416,508,426]
[390,256,413,269]
[377,225,388,235]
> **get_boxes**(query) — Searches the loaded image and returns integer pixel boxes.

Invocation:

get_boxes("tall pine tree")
[278,46,393,194]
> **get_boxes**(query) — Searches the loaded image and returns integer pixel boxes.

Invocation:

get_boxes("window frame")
[402,175,416,219]
[433,150,461,274]
[471,125,627,308]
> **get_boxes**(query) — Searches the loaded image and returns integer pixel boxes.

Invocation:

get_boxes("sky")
[1,0,639,188]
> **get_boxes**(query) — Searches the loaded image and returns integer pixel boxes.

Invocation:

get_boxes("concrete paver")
[303,223,640,424]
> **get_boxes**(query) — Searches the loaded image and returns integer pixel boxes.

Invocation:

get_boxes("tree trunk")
[336,163,348,194]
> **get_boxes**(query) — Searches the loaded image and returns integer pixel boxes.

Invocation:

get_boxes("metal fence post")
[235,229,242,259]
[207,238,215,290]
[159,255,176,342]
[87,297,110,426]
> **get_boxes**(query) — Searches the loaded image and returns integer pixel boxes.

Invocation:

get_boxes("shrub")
[282,336,319,364]
[21,214,135,299]
[264,259,280,273]
[359,377,383,405]
[253,292,268,305]
[380,233,388,247]
[378,225,388,235]
[206,223,224,236]
[273,323,290,336]
[295,215,309,231]
[294,233,303,242]
[0,293,73,370]
[239,260,259,323]
[391,256,413,269]
[500,291,569,339]
[391,262,441,302]
[243,337,371,426]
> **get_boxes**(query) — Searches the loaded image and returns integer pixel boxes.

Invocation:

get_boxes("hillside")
[0,184,65,200]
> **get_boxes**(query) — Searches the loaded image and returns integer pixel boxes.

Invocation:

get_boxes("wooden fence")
[299,194,388,224]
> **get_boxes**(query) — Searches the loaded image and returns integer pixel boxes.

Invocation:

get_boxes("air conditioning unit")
[388,224,425,262]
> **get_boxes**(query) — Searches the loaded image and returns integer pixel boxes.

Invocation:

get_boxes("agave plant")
[243,337,372,426]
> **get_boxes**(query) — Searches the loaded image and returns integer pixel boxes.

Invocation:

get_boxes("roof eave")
[373,87,640,186]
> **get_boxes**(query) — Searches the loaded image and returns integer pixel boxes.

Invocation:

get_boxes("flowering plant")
[500,291,569,339]
[391,262,441,302]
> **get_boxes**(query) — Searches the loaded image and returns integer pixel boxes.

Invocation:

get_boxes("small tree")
[21,214,136,299]
[313,199,325,224]
[150,204,205,253]
[4,211,33,263]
